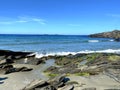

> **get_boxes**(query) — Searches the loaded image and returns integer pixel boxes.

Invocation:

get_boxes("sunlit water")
[0,34,120,57]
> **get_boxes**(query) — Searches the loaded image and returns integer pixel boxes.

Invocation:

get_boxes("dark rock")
[59,85,74,90]
[35,85,56,90]
[82,87,96,90]
[0,49,47,65]
[6,58,14,64]
[0,49,36,65]
[16,67,33,72]
[48,74,70,89]
[89,30,120,39]
[44,66,58,73]
[5,66,16,74]
[36,59,45,65]
[0,77,8,81]
[114,38,120,42]
[22,80,49,90]
[23,74,70,90]
[0,50,33,57]
[0,77,8,84]
[3,65,13,69]
[0,64,33,74]
[14,57,45,65]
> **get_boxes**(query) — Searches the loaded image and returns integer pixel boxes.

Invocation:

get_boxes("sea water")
[0,34,120,57]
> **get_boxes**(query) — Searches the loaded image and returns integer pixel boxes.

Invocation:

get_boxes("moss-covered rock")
[44,53,120,77]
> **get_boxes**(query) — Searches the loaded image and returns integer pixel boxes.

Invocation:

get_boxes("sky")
[0,0,120,35]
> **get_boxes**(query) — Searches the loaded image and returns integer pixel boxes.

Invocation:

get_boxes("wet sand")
[0,59,55,90]
[68,74,120,90]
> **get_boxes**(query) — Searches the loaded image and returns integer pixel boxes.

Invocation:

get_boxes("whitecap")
[88,40,99,43]
[109,39,114,42]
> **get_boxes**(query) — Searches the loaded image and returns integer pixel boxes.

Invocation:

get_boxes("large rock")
[0,49,45,65]
[23,74,70,90]
[0,50,34,64]
[0,65,33,74]
[22,79,49,90]
[0,50,33,59]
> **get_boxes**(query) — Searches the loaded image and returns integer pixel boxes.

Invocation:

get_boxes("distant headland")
[90,30,120,38]
[89,30,120,41]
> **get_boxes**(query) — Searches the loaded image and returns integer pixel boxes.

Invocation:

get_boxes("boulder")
[6,58,14,64]
[48,74,70,89]
[0,50,33,58]
[22,80,49,90]
[58,85,74,90]
[23,74,70,90]
[15,67,33,72]
[0,65,33,74]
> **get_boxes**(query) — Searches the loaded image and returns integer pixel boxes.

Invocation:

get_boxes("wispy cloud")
[0,16,46,25]
[16,20,28,23]
[106,14,120,18]
[32,18,46,25]
[0,21,14,25]
[68,24,81,26]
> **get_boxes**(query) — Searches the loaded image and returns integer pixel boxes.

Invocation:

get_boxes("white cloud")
[16,20,28,23]
[32,18,42,22]
[17,16,46,25]
[0,16,46,25]
[68,24,81,26]
[32,18,46,25]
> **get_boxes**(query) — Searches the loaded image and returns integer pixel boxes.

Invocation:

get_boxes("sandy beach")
[0,71,120,90]
[0,59,55,90]
[68,74,120,90]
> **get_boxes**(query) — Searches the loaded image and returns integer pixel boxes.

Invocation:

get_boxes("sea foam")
[88,40,99,43]
[35,49,120,58]
[109,39,114,42]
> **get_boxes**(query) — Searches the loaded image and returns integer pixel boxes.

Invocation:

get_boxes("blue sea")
[0,34,120,57]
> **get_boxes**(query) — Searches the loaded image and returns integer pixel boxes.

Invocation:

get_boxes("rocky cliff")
[89,30,120,39]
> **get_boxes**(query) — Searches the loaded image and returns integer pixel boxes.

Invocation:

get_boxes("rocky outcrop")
[22,74,73,90]
[89,30,120,40]
[0,50,45,65]
[0,65,33,74]
[104,67,120,83]
[0,50,33,59]
[0,49,48,75]
[44,53,120,83]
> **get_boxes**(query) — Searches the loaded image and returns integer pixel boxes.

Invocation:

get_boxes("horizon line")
[0,33,89,36]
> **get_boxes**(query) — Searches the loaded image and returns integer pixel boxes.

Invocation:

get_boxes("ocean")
[0,34,120,58]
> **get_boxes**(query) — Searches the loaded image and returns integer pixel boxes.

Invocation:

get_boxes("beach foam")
[35,49,120,58]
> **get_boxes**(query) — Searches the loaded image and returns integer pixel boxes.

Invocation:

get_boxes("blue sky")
[0,0,120,35]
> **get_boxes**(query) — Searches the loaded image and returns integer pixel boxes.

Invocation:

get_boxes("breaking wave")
[88,40,99,43]
[35,49,120,58]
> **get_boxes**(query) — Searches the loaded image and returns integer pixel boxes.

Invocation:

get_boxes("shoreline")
[0,49,120,90]
[35,49,120,58]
